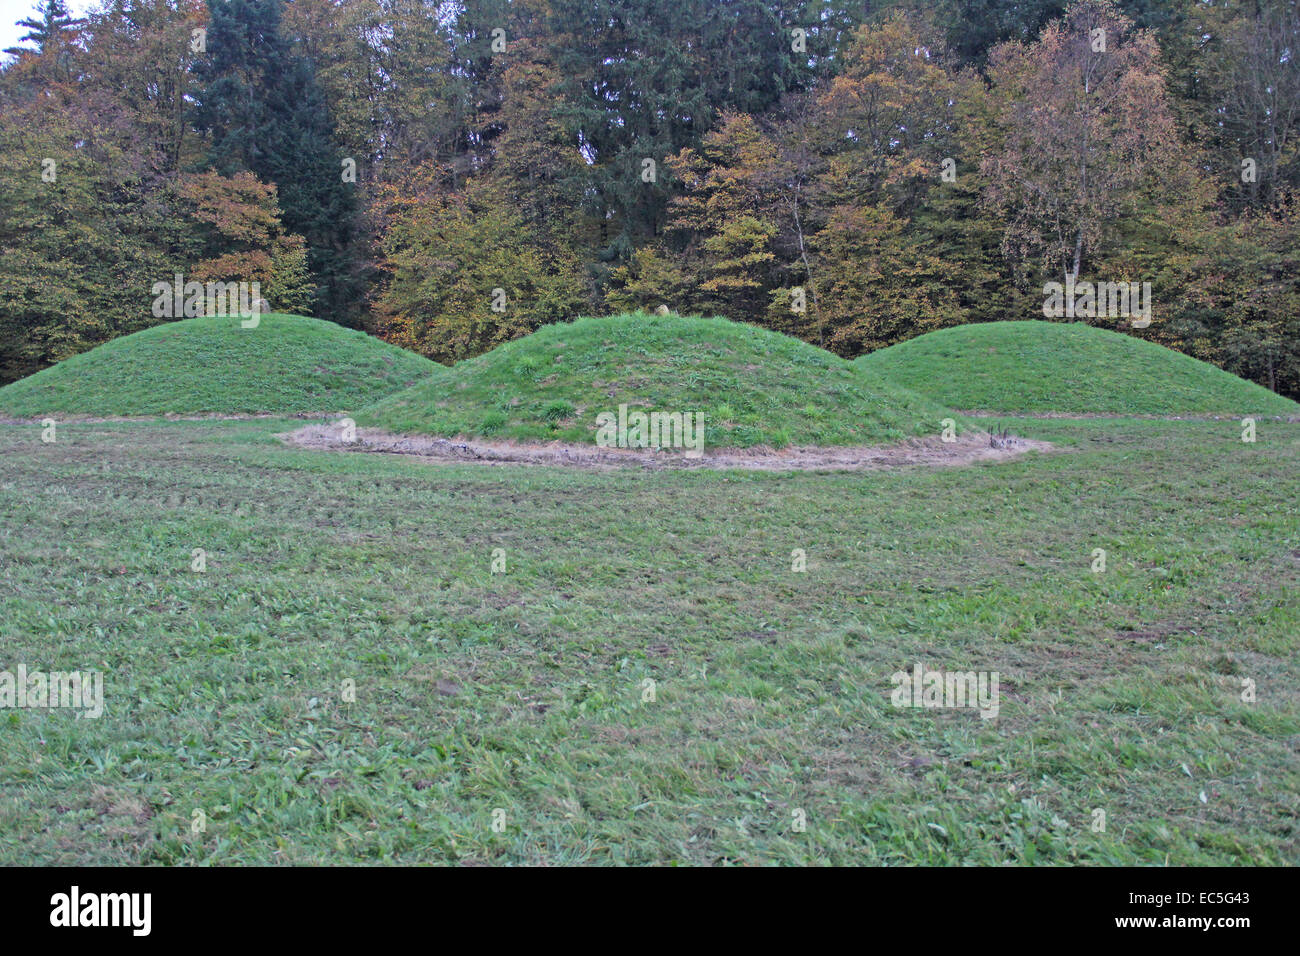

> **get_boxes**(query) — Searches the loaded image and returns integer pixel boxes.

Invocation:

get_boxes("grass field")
[0,314,436,418]
[1,413,1296,864]
[858,321,1300,417]
[359,312,957,447]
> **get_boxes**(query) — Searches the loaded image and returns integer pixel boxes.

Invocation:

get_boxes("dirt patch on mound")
[282,425,1054,472]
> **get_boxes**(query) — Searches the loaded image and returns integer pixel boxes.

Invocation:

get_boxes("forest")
[1,0,1296,397]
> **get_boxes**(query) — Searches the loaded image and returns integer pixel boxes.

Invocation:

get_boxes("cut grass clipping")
[857,320,1300,417]
[358,312,958,448]
[0,314,437,417]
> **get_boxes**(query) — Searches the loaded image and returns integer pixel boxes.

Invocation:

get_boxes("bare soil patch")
[282,424,1055,472]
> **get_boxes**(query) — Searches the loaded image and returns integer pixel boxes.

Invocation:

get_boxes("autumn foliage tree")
[177,170,313,312]
[0,89,173,380]
[376,172,587,364]
[981,0,1180,282]
[661,112,781,320]
[1,0,1298,398]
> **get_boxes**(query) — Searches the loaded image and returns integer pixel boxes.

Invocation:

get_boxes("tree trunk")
[789,191,823,346]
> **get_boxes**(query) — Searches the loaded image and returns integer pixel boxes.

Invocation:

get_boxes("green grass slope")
[857,321,1300,416]
[358,312,958,448]
[0,314,437,417]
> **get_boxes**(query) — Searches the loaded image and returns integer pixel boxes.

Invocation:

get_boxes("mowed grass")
[0,314,437,418]
[0,416,1296,865]
[857,321,1300,417]
[359,312,958,448]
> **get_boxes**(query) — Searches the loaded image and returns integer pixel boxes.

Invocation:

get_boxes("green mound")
[857,321,1300,416]
[0,314,437,417]
[357,312,958,449]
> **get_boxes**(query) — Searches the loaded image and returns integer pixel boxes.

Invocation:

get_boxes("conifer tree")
[192,0,360,320]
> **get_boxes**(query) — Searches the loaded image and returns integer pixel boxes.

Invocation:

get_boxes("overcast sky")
[0,0,98,61]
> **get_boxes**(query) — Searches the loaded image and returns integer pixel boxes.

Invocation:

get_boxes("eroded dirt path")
[282,424,1055,472]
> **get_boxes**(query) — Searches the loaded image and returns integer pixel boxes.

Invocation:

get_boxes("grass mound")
[0,314,437,417]
[856,321,1300,416]
[358,312,956,448]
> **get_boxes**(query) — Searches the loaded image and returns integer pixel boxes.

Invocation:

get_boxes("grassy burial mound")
[357,312,958,449]
[856,321,1300,417]
[0,314,437,417]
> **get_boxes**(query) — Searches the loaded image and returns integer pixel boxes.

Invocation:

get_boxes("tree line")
[1,0,1296,398]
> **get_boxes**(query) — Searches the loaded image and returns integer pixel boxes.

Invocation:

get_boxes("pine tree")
[4,0,75,58]
[192,0,361,321]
